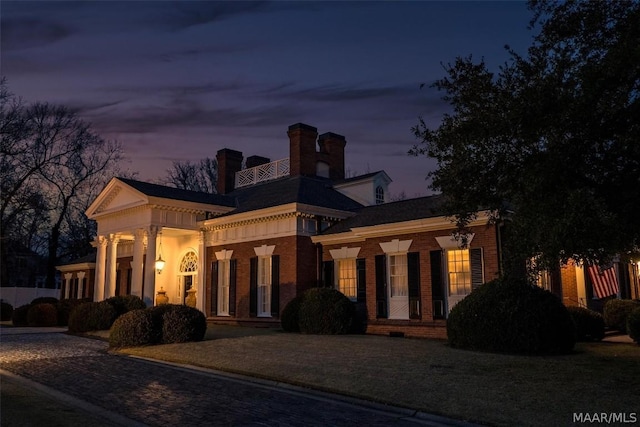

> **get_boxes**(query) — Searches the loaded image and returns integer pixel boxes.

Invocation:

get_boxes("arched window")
[180,251,198,273]
[375,185,385,205]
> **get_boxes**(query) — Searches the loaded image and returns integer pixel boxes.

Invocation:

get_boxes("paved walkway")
[0,330,471,426]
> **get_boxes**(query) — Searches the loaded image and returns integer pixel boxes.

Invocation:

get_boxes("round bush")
[56,299,88,326]
[603,299,640,333]
[627,306,640,345]
[31,297,59,305]
[1,301,14,321]
[27,303,58,327]
[109,309,156,348]
[298,288,354,335]
[105,295,146,317]
[161,305,207,344]
[11,304,31,326]
[447,277,575,354]
[281,295,304,333]
[566,306,605,341]
[68,301,117,333]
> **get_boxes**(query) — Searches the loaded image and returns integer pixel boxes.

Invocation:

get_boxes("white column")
[196,230,206,312]
[64,273,72,299]
[131,228,145,298]
[105,234,120,299]
[143,226,159,307]
[94,236,107,301]
[77,272,86,299]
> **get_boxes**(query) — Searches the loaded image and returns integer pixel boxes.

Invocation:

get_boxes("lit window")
[258,256,272,316]
[375,186,384,205]
[389,254,408,297]
[337,259,357,300]
[447,249,471,296]
[217,260,230,315]
[180,251,198,272]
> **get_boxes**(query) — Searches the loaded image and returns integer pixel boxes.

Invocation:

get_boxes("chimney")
[246,155,271,169]
[318,132,346,180]
[288,123,318,177]
[216,148,243,194]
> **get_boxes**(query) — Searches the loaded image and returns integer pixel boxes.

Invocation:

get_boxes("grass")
[115,326,640,427]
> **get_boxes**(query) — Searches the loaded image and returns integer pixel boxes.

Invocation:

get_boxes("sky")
[1,1,536,197]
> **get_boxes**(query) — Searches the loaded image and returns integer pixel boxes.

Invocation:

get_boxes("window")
[389,254,408,297]
[337,259,357,300]
[447,249,471,296]
[375,185,384,205]
[258,256,272,316]
[180,251,198,272]
[217,260,230,315]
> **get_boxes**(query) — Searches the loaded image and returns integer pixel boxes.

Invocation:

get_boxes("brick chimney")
[216,148,243,194]
[288,123,318,177]
[318,132,346,180]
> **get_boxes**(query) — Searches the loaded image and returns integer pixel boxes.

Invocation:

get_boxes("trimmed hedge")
[628,306,640,345]
[603,299,640,333]
[11,304,31,326]
[281,295,304,333]
[27,303,58,327]
[31,297,59,305]
[105,295,146,317]
[567,306,605,341]
[1,301,13,321]
[298,288,354,335]
[109,309,156,348]
[56,299,89,327]
[161,305,207,344]
[447,277,575,354]
[68,301,117,333]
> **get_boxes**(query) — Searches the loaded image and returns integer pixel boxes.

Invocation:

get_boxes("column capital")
[108,233,121,244]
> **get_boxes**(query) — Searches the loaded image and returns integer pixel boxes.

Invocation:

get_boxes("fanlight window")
[180,251,198,273]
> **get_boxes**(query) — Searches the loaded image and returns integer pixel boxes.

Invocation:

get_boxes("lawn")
[117,326,640,427]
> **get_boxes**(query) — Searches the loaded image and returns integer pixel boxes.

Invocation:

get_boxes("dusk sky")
[2,1,535,197]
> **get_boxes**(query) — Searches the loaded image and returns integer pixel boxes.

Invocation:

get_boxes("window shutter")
[250,257,258,317]
[408,252,421,319]
[430,250,445,319]
[470,248,484,290]
[229,259,237,316]
[375,254,387,318]
[356,258,366,303]
[271,255,280,317]
[211,261,218,316]
[323,260,334,288]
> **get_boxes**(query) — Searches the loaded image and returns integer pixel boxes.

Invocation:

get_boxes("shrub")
[27,303,58,327]
[148,304,174,343]
[109,309,155,348]
[56,299,88,326]
[1,301,14,321]
[447,277,575,354]
[281,295,304,333]
[349,302,368,334]
[68,301,117,333]
[298,288,354,335]
[628,307,640,344]
[567,306,605,341]
[603,299,640,333]
[31,297,59,305]
[105,295,146,318]
[161,305,207,344]
[11,304,31,326]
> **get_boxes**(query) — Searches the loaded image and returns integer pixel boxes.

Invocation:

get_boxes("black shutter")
[408,252,421,319]
[250,257,258,317]
[271,255,280,317]
[356,258,366,303]
[375,255,387,318]
[229,259,237,316]
[430,250,445,319]
[211,261,218,316]
[323,261,335,288]
[470,248,484,290]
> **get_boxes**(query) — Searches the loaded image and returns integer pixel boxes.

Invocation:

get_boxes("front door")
[183,275,193,304]
[388,254,409,319]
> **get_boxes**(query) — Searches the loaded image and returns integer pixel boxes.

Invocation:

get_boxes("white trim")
[435,234,474,249]
[215,249,234,261]
[254,244,275,257]
[379,239,412,254]
[329,246,361,260]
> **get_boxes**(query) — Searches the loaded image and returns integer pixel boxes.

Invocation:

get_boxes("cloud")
[1,18,72,51]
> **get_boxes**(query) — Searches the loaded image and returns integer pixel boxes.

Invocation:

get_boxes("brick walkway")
[0,332,468,426]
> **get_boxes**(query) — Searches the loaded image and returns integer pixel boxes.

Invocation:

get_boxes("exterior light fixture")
[155,233,165,274]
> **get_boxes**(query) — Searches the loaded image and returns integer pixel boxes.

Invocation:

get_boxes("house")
[56,122,639,338]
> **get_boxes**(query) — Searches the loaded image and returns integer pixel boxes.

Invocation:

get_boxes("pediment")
[86,178,149,218]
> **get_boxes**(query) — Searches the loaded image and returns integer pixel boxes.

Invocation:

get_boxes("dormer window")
[375,185,385,204]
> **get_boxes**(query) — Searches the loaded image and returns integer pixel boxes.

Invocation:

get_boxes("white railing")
[235,158,290,188]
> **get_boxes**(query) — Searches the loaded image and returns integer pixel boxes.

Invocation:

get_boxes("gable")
[86,178,148,219]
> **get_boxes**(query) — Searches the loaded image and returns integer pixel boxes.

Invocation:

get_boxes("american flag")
[587,264,619,299]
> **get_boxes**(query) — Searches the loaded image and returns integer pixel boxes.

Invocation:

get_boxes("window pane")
[448,249,471,295]
[337,259,357,299]
[390,254,408,297]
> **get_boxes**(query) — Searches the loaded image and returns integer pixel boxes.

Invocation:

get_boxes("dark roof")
[225,175,364,214]
[64,252,96,265]
[118,177,236,207]
[320,195,446,235]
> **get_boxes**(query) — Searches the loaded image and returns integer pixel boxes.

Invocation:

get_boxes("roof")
[224,175,364,214]
[334,171,388,185]
[320,194,446,235]
[117,177,236,207]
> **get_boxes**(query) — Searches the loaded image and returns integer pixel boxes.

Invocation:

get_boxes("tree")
[411,1,640,273]
[1,79,124,287]
[165,157,218,193]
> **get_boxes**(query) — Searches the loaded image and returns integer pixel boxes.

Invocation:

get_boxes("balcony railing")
[235,158,290,189]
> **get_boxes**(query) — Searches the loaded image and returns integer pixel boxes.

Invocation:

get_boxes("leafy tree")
[411,0,640,273]
[165,157,217,193]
